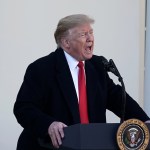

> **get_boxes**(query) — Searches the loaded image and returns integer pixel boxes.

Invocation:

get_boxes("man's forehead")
[69,24,93,33]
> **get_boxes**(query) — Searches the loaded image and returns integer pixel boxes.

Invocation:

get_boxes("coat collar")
[85,61,100,121]
[55,48,80,124]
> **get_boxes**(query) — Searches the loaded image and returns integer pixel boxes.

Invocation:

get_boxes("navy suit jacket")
[14,48,149,150]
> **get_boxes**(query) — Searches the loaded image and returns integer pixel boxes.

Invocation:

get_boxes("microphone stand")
[107,59,126,123]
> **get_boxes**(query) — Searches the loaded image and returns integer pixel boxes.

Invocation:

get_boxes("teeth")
[86,47,91,51]
[86,49,91,54]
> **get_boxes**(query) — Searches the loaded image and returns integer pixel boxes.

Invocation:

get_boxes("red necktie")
[78,61,89,124]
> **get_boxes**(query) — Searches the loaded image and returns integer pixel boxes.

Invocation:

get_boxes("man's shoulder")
[30,47,64,67]
[85,55,107,74]
[91,55,106,61]
[28,49,60,69]
[23,52,56,76]
[89,55,106,66]
[32,52,55,66]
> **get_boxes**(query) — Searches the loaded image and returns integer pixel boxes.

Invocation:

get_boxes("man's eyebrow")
[78,29,93,33]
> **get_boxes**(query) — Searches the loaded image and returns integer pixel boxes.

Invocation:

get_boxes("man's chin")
[84,54,93,60]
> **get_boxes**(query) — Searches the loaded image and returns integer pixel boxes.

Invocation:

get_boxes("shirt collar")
[64,51,79,70]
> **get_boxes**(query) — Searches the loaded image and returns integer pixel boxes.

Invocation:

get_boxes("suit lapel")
[55,48,80,124]
[85,61,100,121]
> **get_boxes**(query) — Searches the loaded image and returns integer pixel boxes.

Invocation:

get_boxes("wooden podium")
[39,123,150,150]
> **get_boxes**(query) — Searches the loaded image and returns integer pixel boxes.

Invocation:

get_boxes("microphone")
[102,57,126,123]
[102,58,122,80]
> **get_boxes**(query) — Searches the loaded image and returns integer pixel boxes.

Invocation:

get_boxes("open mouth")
[85,45,93,54]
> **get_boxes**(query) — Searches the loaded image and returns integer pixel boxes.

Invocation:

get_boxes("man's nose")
[86,33,94,41]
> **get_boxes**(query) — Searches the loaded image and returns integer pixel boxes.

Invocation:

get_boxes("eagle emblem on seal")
[125,128,141,147]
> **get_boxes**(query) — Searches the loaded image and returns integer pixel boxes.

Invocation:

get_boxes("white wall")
[144,0,150,116]
[0,0,146,149]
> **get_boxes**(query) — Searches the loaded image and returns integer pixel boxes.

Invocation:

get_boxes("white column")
[144,0,150,116]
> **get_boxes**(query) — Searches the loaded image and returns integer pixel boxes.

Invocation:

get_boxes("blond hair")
[54,14,94,47]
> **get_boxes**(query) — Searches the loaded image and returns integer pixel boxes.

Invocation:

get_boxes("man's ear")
[61,38,70,49]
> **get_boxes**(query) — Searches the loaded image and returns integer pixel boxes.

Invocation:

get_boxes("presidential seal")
[117,119,149,150]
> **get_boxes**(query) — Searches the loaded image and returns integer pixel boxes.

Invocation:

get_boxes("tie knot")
[78,61,84,68]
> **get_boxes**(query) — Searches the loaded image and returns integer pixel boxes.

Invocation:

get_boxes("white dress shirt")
[64,51,84,101]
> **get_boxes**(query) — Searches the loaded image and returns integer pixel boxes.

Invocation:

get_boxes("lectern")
[61,123,120,150]
[39,123,150,150]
